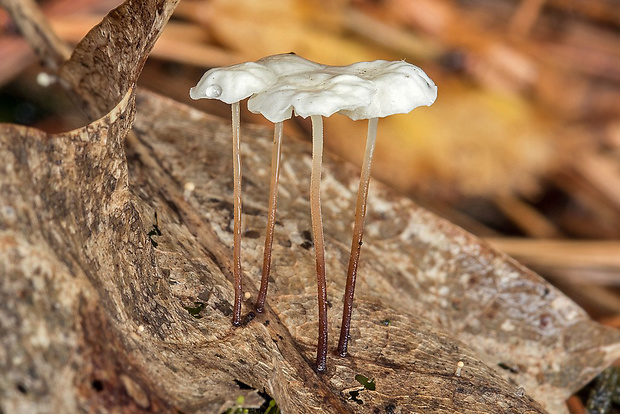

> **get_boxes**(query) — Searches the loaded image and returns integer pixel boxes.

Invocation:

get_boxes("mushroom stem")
[337,117,378,357]
[310,115,328,373]
[231,101,243,326]
[255,121,284,313]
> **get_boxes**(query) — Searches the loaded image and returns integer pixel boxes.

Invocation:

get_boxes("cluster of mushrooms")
[190,53,437,372]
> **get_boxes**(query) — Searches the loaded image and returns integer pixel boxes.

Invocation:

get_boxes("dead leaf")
[0,87,550,412]
[130,87,620,413]
[57,0,181,118]
[0,0,619,413]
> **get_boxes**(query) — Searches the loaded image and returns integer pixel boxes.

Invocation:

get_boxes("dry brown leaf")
[48,15,240,68]
[132,88,620,413]
[0,84,549,413]
[1,0,619,413]
[56,0,180,118]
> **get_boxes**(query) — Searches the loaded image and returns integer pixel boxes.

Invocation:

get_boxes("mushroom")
[252,54,324,314]
[191,55,437,373]
[247,57,376,371]
[190,62,277,326]
[336,60,437,356]
[253,120,283,314]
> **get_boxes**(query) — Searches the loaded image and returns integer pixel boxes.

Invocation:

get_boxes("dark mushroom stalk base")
[255,115,329,372]
[337,116,378,356]
[189,63,277,326]
[255,121,284,313]
[231,101,243,326]
[309,115,329,372]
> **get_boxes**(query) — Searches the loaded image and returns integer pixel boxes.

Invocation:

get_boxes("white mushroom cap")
[247,57,437,123]
[189,62,277,104]
[256,53,324,75]
[191,55,437,122]
[247,70,376,123]
[249,53,376,123]
[339,60,438,120]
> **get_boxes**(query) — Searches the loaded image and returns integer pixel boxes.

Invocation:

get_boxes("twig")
[575,151,620,213]
[486,238,620,285]
[49,16,240,67]
[493,194,562,238]
[547,0,620,26]
[0,0,70,70]
[509,0,547,38]
[566,394,586,414]
[342,8,441,60]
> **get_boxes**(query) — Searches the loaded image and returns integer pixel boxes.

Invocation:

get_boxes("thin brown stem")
[337,117,378,357]
[256,122,284,313]
[231,101,243,326]
[310,115,328,372]
[0,0,71,71]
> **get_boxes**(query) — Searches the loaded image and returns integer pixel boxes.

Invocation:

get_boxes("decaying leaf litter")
[1,0,620,413]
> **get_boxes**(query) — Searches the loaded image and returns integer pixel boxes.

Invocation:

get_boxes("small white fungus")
[245,54,437,123]
[257,53,324,75]
[247,71,376,122]
[339,60,438,120]
[36,72,56,87]
[455,360,464,377]
[189,53,437,122]
[188,53,438,372]
[189,61,277,104]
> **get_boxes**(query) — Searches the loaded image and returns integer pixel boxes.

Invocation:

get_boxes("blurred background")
[1,0,619,408]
